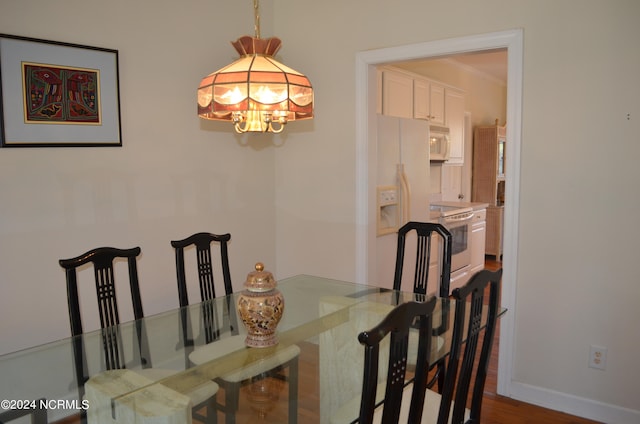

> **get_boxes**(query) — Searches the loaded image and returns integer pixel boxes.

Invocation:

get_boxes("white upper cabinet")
[444,88,465,164]
[413,77,445,124]
[413,77,430,120]
[428,82,446,125]
[381,69,413,119]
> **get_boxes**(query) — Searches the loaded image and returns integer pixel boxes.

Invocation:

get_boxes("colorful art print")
[1,33,121,147]
[23,62,101,125]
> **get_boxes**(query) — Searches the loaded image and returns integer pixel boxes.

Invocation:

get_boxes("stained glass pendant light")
[197,0,314,133]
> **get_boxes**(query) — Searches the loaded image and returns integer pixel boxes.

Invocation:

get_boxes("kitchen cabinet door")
[413,77,430,120]
[445,88,465,164]
[382,69,413,119]
[485,205,503,261]
[429,83,445,125]
[470,208,487,274]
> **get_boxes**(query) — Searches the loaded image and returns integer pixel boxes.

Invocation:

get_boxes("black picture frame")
[0,34,122,147]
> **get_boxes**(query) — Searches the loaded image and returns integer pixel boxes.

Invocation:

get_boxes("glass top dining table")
[0,274,503,423]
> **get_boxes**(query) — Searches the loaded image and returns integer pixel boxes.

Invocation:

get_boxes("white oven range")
[430,204,474,292]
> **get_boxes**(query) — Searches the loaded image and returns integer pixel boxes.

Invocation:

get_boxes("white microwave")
[429,125,450,161]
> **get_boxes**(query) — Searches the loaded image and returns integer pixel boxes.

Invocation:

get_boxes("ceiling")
[448,50,507,83]
[393,49,508,84]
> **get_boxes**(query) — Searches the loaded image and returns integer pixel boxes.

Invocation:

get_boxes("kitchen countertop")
[431,201,489,211]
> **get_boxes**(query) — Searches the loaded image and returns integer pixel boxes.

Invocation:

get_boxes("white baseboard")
[509,381,640,424]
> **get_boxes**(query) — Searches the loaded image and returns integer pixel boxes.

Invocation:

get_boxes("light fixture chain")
[253,0,261,39]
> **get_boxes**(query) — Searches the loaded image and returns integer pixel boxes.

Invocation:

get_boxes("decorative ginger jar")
[237,262,284,347]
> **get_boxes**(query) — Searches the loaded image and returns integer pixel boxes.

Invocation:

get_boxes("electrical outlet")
[588,345,607,370]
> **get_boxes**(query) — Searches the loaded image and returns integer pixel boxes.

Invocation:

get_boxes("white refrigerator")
[375,115,431,290]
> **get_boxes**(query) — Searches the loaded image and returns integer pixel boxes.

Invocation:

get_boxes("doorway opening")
[354,29,523,396]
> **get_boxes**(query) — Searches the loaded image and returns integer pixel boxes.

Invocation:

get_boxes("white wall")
[1,0,640,422]
[0,0,279,354]
[272,0,640,422]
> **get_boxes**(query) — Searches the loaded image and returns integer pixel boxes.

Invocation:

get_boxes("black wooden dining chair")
[59,246,218,424]
[393,221,452,392]
[172,232,234,358]
[357,297,438,424]
[0,399,47,424]
[434,268,503,424]
[171,232,300,424]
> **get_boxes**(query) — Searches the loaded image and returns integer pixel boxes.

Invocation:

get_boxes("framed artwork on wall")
[0,34,122,147]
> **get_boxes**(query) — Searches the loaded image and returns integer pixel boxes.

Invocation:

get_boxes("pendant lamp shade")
[197,35,313,133]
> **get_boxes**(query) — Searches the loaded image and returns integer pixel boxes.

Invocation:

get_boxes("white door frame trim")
[354,28,523,397]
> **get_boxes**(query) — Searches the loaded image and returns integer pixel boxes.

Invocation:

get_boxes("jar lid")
[244,262,276,292]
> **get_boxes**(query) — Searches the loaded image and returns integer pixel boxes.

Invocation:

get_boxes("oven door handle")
[443,211,474,224]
